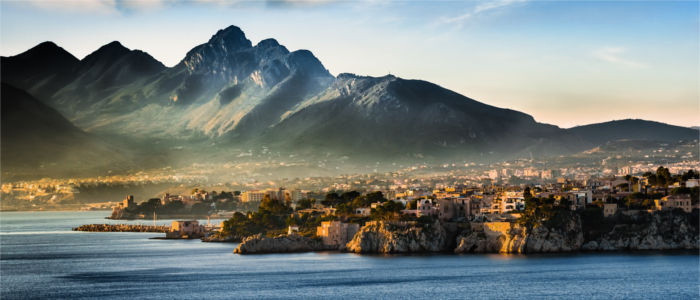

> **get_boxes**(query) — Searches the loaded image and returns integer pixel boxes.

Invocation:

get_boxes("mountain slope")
[0,42,79,101]
[261,73,583,160]
[2,25,696,166]
[1,83,132,180]
[569,119,699,146]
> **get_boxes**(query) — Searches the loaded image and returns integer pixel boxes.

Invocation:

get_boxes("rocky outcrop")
[233,234,331,254]
[581,211,699,251]
[344,221,447,253]
[201,233,242,243]
[454,216,584,254]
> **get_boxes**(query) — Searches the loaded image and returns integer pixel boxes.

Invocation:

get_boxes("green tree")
[296,198,315,210]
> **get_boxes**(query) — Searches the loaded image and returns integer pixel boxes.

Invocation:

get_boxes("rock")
[455,215,584,254]
[345,221,447,253]
[234,233,330,254]
[581,241,598,251]
[589,210,699,251]
[201,233,242,243]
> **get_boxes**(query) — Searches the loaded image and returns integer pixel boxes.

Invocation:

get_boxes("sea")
[0,211,698,299]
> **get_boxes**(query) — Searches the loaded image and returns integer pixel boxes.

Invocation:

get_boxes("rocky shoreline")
[233,211,699,255]
[234,234,334,254]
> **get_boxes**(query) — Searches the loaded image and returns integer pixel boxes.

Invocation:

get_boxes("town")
[80,165,699,254]
[2,138,697,212]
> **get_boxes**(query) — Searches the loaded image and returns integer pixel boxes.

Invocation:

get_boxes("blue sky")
[1,0,698,128]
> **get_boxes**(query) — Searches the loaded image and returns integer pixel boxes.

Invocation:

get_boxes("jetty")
[73,224,169,233]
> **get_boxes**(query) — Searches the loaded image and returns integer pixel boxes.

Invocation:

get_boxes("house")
[166,220,205,239]
[655,194,692,213]
[316,221,359,247]
[417,199,435,217]
[287,225,299,235]
[433,198,470,221]
[603,203,617,217]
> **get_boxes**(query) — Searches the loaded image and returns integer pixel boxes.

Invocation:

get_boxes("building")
[655,194,692,213]
[686,179,700,188]
[288,189,306,202]
[288,225,300,235]
[316,221,359,247]
[123,195,135,208]
[433,198,470,221]
[417,199,435,217]
[603,203,617,217]
[166,220,205,239]
[241,191,265,202]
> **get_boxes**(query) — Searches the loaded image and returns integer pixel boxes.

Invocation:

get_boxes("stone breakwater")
[73,224,169,233]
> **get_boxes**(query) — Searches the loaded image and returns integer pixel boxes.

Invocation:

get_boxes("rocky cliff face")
[581,211,699,251]
[454,217,584,254]
[233,233,331,254]
[455,211,698,254]
[344,221,447,253]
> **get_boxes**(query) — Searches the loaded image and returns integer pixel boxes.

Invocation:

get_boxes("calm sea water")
[1,211,698,299]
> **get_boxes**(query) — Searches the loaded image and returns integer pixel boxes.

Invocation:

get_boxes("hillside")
[569,119,698,146]
[2,25,697,168]
[0,83,132,180]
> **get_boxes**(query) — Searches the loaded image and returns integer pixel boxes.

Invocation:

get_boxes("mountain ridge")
[2,25,697,167]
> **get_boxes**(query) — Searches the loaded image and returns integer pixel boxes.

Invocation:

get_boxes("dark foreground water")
[1,211,698,299]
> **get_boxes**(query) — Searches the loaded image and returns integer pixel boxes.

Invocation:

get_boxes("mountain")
[0,83,132,180]
[1,42,79,101]
[2,25,697,168]
[568,119,699,146]
[261,73,583,159]
[1,40,167,124]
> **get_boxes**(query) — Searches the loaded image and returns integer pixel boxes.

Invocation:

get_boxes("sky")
[1,0,698,128]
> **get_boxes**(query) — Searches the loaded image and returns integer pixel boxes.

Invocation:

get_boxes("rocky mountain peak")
[82,41,131,64]
[207,25,252,50]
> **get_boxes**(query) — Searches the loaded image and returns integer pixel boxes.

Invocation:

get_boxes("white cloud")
[24,0,118,14]
[593,47,649,69]
[438,0,528,27]
[120,0,166,12]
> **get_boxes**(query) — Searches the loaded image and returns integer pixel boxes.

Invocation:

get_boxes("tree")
[523,187,533,200]
[321,192,341,207]
[296,198,315,210]
[370,201,404,220]
[656,166,672,187]
[260,194,289,214]
[341,191,361,202]
[365,191,386,203]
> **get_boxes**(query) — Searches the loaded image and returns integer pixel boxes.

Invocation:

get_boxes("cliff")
[455,210,698,254]
[233,233,331,254]
[582,210,699,251]
[454,217,583,254]
[344,221,447,253]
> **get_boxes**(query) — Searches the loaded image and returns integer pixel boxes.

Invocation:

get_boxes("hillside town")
[2,138,697,212]
[89,165,698,254]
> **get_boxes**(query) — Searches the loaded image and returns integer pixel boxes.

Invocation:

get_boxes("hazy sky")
[1,0,698,128]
